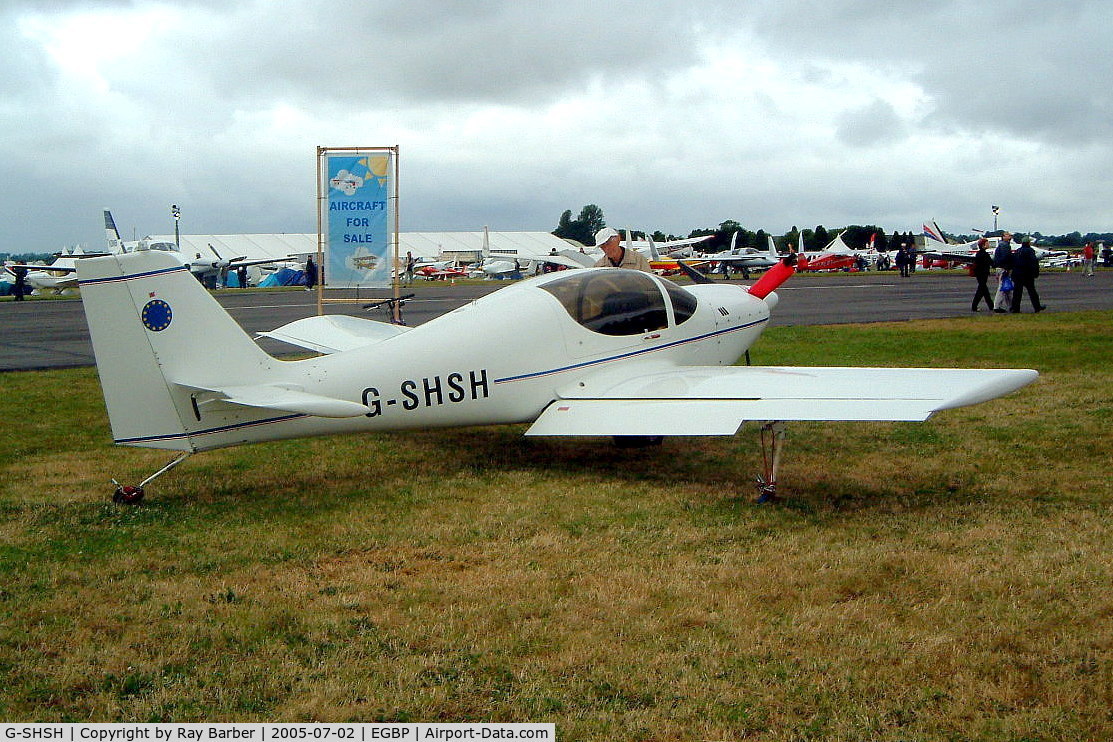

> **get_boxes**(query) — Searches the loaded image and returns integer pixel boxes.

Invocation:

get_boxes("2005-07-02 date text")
[268,730,356,740]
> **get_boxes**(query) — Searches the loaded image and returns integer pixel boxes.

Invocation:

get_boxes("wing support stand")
[111,452,192,504]
[756,421,786,503]
[363,293,415,326]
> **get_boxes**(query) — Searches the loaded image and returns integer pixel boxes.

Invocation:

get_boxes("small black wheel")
[112,485,145,505]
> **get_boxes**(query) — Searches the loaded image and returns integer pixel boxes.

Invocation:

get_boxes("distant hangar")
[143,231,584,264]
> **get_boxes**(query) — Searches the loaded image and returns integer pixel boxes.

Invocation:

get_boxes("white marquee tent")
[144,232,585,264]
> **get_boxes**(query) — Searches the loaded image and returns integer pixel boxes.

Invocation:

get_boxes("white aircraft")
[4,242,115,293]
[476,226,590,277]
[920,220,1066,264]
[4,260,79,293]
[103,209,300,287]
[76,250,1037,504]
[631,233,714,257]
[696,232,781,271]
[1,211,122,292]
[181,243,295,288]
[476,229,706,278]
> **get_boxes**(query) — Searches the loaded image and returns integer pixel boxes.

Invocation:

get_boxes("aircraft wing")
[525,365,1037,436]
[230,256,299,269]
[652,235,714,249]
[714,254,772,264]
[920,249,976,264]
[550,249,596,269]
[8,263,78,273]
[258,314,410,354]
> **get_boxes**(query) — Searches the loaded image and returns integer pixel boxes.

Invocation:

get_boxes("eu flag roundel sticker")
[141,299,173,332]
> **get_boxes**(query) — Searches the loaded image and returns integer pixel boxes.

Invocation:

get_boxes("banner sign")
[320,148,394,288]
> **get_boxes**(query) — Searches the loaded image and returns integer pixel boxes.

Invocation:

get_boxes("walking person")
[992,233,1014,313]
[1082,242,1095,277]
[970,238,994,312]
[1010,239,1046,313]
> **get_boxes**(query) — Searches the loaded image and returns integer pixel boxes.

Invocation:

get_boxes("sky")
[3,0,1112,253]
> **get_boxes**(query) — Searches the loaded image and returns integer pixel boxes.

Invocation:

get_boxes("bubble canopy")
[538,269,697,336]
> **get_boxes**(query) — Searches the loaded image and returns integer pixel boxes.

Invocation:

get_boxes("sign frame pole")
[315,145,399,316]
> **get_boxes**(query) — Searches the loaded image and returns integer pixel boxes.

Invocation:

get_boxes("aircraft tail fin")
[922,219,946,244]
[77,250,281,451]
[104,209,122,253]
[766,234,779,260]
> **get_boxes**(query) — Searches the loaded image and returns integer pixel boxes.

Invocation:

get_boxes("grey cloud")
[750,0,1113,145]
[835,100,906,147]
[100,0,724,109]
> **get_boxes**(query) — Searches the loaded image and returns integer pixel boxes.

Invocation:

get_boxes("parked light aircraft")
[696,232,780,271]
[4,244,114,293]
[3,260,80,293]
[103,209,300,287]
[77,249,1037,504]
[920,220,1067,265]
[799,232,878,272]
[632,233,714,256]
[645,236,709,275]
[476,226,592,277]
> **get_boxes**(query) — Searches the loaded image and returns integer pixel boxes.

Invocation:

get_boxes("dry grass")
[1,311,1111,739]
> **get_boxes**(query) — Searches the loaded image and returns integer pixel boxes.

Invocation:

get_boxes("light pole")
[171,204,181,249]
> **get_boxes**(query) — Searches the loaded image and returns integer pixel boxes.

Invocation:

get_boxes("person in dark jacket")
[895,245,909,277]
[305,255,318,291]
[11,265,28,300]
[971,238,994,312]
[1010,239,1045,313]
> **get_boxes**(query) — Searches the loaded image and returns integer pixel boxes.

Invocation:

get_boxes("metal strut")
[363,293,415,326]
[756,421,787,503]
[111,452,192,504]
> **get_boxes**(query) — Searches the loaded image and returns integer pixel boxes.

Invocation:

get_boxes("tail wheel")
[112,485,145,505]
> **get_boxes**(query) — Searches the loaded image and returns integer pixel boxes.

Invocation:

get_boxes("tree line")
[0,252,55,263]
[552,205,1109,251]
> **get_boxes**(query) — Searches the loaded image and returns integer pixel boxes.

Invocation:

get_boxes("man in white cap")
[592,227,651,272]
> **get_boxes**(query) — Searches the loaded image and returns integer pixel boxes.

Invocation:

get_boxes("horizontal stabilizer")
[258,314,409,354]
[181,382,369,418]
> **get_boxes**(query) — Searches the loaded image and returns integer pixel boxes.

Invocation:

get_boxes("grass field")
[1,311,1111,739]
